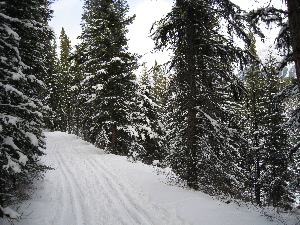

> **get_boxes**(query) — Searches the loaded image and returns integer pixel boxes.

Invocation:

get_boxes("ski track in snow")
[2,132,183,225]
[2,132,298,225]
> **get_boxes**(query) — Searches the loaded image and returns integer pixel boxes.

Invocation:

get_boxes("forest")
[1,0,300,215]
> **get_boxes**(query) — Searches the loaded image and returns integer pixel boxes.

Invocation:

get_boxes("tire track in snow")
[47,134,84,225]
[47,132,184,225]
[58,138,146,224]
[88,157,185,225]
[44,135,70,225]
[55,151,85,225]
[87,158,153,225]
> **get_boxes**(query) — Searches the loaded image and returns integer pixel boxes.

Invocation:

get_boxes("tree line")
[1,0,299,215]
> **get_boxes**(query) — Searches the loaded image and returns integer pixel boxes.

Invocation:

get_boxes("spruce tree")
[0,0,53,208]
[44,37,59,130]
[247,0,300,90]
[51,27,73,131]
[75,0,138,155]
[68,46,86,136]
[152,61,167,106]
[262,51,294,209]
[242,33,267,205]
[130,64,166,164]
[152,0,250,194]
[242,37,295,208]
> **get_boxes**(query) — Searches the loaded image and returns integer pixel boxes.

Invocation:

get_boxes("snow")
[3,84,26,100]
[3,136,19,150]
[152,160,160,166]
[3,24,20,40]
[0,206,21,219]
[92,84,104,90]
[202,110,220,130]
[11,71,25,80]
[96,69,107,74]
[1,132,298,225]
[111,57,124,63]
[17,151,28,166]
[1,115,19,126]
[25,132,39,146]
[0,12,20,23]
[125,125,139,138]
[3,154,21,173]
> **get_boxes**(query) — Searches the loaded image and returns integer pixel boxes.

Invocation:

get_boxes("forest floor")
[1,131,299,225]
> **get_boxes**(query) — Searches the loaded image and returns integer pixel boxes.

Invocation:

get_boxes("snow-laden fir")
[1,132,298,225]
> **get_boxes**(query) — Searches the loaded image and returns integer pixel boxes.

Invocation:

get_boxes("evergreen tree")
[13,0,54,86]
[247,2,300,207]
[75,0,138,155]
[248,0,300,90]
[139,63,151,87]
[68,46,86,136]
[275,72,300,209]
[44,36,59,130]
[59,27,72,72]
[151,61,167,106]
[242,39,295,208]
[152,0,250,194]
[242,33,267,205]
[0,0,53,209]
[130,64,166,164]
[51,27,73,131]
[262,51,294,209]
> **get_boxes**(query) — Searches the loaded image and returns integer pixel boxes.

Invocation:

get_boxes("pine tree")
[0,0,53,208]
[262,51,294,209]
[130,64,166,164]
[242,33,267,205]
[273,68,300,210]
[68,46,86,136]
[75,0,138,155]
[242,39,295,208]
[44,36,59,130]
[59,27,72,72]
[285,0,300,90]
[247,0,300,90]
[152,61,167,106]
[247,4,300,173]
[152,0,250,194]
[50,27,73,131]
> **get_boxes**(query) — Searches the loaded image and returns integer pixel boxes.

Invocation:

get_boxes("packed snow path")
[2,132,298,224]
[23,132,183,225]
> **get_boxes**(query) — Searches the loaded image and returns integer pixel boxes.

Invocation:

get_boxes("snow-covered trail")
[11,132,184,225]
[1,132,298,225]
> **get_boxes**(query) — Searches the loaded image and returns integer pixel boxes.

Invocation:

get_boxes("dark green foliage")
[73,0,138,155]
[241,36,295,208]
[49,27,73,131]
[152,0,249,194]
[130,64,167,164]
[0,0,53,208]
[246,1,300,208]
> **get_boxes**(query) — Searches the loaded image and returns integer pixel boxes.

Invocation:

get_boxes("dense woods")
[1,0,299,215]
[0,0,54,211]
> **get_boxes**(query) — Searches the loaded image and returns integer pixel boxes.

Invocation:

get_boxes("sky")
[49,0,174,68]
[48,0,286,69]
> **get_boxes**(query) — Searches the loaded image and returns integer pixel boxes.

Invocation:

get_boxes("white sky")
[49,0,286,69]
[49,0,173,68]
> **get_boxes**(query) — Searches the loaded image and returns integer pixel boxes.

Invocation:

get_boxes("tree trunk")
[287,0,300,90]
[255,154,261,205]
[111,123,117,154]
[186,13,198,190]
[252,89,261,205]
